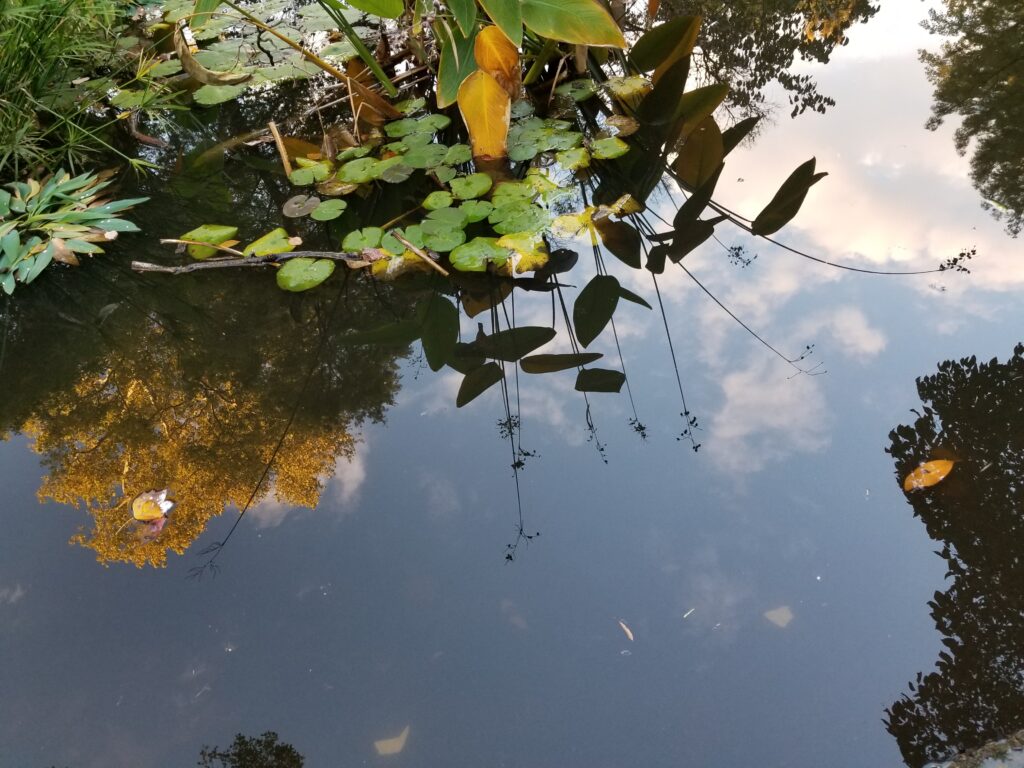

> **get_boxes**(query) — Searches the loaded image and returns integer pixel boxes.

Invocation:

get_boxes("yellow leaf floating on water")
[618,619,634,642]
[903,459,955,491]
[131,489,176,521]
[374,725,410,756]
[764,606,794,628]
[457,70,511,159]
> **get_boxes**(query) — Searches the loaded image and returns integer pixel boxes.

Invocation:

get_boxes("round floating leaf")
[457,361,504,407]
[342,227,384,251]
[310,199,347,221]
[590,137,630,159]
[460,200,493,223]
[449,237,510,272]
[288,167,316,186]
[420,113,452,131]
[575,367,625,392]
[521,352,602,373]
[433,165,457,183]
[283,195,321,217]
[450,172,493,199]
[426,206,470,229]
[511,100,535,118]
[276,257,335,291]
[573,274,620,347]
[396,97,426,114]
[556,146,590,170]
[244,228,295,257]
[489,201,550,235]
[423,191,454,210]
[508,140,541,162]
[337,145,372,161]
[903,460,955,492]
[381,225,424,253]
[491,181,535,204]
[377,158,415,183]
[403,143,450,169]
[445,144,473,165]
[193,83,249,105]
[180,224,238,260]
[338,157,380,184]
[604,114,639,137]
[555,79,597,101]
[422,227,466,253]
[385,118,420,137]
[317,178,360,196]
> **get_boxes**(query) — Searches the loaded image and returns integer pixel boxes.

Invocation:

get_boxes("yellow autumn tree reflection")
[2,268,404,568]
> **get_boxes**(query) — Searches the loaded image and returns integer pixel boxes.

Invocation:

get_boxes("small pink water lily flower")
[131,489,176,522]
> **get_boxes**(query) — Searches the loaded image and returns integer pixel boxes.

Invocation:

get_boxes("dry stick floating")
[393,233,450,277]
[132,250,371,275]
[267,120,292,176]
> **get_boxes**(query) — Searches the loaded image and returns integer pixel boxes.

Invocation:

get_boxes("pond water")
[3,3,1024,767]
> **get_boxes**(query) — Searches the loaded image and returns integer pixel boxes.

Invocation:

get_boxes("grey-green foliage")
[0,170,147,294]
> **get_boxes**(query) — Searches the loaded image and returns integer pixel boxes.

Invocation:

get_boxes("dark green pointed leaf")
[668,215,725,262]
[722,115,761,156]
[593,218,641,268]
[448,0,477,35]
[332,0,402,18]
[521,352,602,373]
[575,367,625,392]
[573,274,620,347]
[437,23,479,108]
[468,326,556,361]
[276,258,335,291]
[673,164,722,229]
[629,16,699,75]
[478,0,522,47]
[751,158,828,236]
[619,287,651,309]
[674,83,731,142]
[420,297,460,370]
[637,57,690,125]
[457,361,504,406]
[340,320,421,345]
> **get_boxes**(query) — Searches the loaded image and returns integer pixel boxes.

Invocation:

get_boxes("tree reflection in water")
[199,731,304,768]
[886,344,1024,766]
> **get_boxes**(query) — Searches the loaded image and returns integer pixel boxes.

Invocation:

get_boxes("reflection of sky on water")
[2,4,1024,766]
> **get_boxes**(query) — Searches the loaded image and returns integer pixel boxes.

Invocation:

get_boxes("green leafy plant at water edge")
[0,170,148,295]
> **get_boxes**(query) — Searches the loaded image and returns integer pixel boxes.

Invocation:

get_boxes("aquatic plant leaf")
[556,146,590,170]
[593,218,641,268]
[395,96,427,114]
[457,362,504,407]
[675,116,723,189]
[449,237,510,272]
[619,286,652,309]
[603,114,639,137]
[193,83,249,105]
[674,83,730,141]
[673,165,722,229]
[445,144,473,165]
[290,161,332,185]
[903,460,955,492]
[381,225,425,253]
[575,367,625,392]
[244,228,294,257]
[342,227,384,251]
[474,24,520,97]
[573,274,620,347]
[423,191,454,210]
[460,200,493,222]
[283,194,321,217]
[468,326,556,361]
[132,489,175,521]
[629,16,698,73]
[497,231,548,272]
[276,257,335,291]
[448,0,477,35]
[488,201,549,235]
[555,79,597,102]
[343,0,403,18]
[310,199,347,221]
[338,157,380,183]
[438,23,479,108]
[403,143,450,169]
[521,0,626,47]
[426,206,470,229]
[458,70,511,159]
[422,227,466,252]
[664,215,724,264]
[180,224,238,260]
[604,75,652,105]
[520,352,602,373]
[420,297,460,371]
[477,0,523,48]
[590,137,629,159]
[378,159,415,183]
[751,158,828,236]
[450,173,493,199]
[721,115,760,156]
[618,619,635,641]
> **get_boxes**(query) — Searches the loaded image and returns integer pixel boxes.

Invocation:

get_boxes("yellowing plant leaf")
[618,619,635,642]
[764,606,794,628]
[903,459,955,491]
[521,0,626,48]
[457,70,511,159]
[374,725,410,756]
[497,231,548,273]
[474,25,520,98]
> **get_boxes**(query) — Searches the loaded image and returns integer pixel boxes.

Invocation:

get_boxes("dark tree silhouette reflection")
[199,731,304,768]
[885,344,1024,766]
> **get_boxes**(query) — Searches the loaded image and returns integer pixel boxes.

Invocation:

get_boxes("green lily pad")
[342,227,384,251]
[450,173,493,200]
[425,206,470,229]
[377,157,414,183]
[310,199,347,221]
[449,237,510,272]
[491,181,536,205]
[179,223,238,260]
[555,79,597,101]
[459,200,493,223]
[193,83,249,106]
[244,228,294,257]
[556,147,591,170]
[422,227,466,253]
[338,157,380,184]
[423,191,454,210]
[403,143,450,169]
[444,144,472,165]
[508,140,541,162]
[384,118,420,137]
[510,100,535,118]
[380,225,424,253]
[289,160,332,185]
[282,194,320,217]
[337,145,371,161]
[395,97,426,114]
[489,201,550,235]
[433,165,457,183]
[590,137,630,159]
[276,258,335,291]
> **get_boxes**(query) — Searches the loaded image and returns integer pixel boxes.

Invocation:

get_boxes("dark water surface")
[3,4,1024,766]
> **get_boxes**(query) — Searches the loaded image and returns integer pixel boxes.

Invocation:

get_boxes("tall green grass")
[0,0,127,177]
